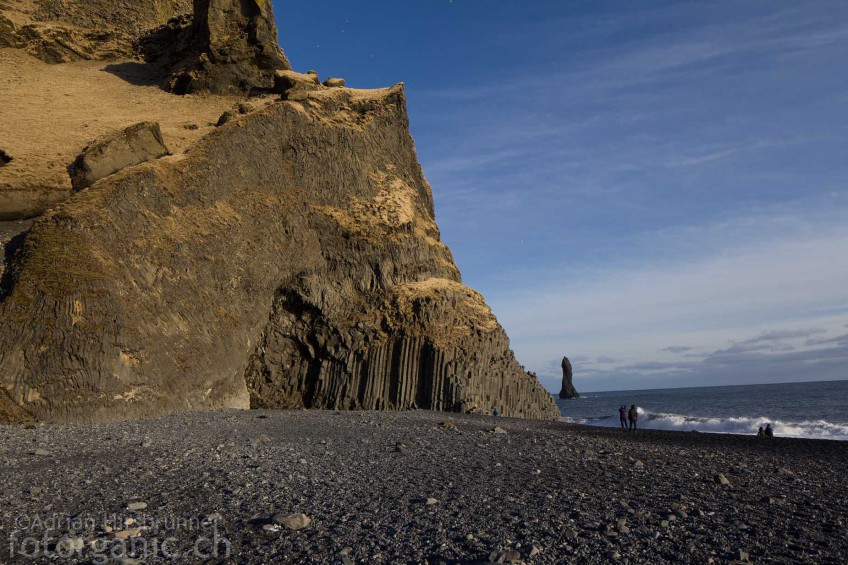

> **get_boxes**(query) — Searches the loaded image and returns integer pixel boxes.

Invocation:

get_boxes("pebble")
[127,501,148,511]
[56,537,84,553]
[205,512,223,523]
[114,527,146,540]
[493,426,507,434]
[425,497,439,506]
[715,473,731,486]
[33,448,51,456]
[273,512,312,531]
[491,549,521,563]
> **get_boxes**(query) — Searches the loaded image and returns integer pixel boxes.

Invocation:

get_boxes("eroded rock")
[70,122,170,191]
[167,0,292,94]
[0,85,558,424]
[0,0,192,64]
[0,0,558,425]
[559,355,579,399]
[323,78,345,88]
[274,70,323,99]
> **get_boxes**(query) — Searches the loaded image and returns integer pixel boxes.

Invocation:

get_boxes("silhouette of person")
[757,426,765,437]
[765,423,774,438]
[628,405,638,431]
[619,405,627,430]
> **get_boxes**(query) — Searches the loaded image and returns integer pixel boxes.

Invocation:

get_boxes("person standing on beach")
[765,424,774,437]
[628,405,638,431]
[619,405,627,430]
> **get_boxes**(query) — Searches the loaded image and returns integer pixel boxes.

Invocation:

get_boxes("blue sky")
[276,1,848,393]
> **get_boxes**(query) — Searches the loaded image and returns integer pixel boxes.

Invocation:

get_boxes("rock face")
[0,85,559,423]
[0,0,192,63]
[559,356,579,399]
[164,0,292,94]
[0,0,559,424]
[70,122,170,191]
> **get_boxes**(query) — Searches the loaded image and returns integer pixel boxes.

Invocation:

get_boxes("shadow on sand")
[101,61,166,89]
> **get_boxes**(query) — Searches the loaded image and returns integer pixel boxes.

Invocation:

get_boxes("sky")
[275,1,848,393]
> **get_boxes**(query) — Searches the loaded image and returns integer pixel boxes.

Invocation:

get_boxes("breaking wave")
[563,410,848,441]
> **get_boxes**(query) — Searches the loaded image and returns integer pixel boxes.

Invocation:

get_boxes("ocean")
[557,379,848,441]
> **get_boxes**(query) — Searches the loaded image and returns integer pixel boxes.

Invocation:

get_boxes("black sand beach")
[1,410,846,564]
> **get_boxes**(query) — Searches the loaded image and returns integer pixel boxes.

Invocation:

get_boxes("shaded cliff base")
[1,410,845,564]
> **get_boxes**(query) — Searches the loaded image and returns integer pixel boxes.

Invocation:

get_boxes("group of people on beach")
[757,424,775,437]
[619,404,639,431]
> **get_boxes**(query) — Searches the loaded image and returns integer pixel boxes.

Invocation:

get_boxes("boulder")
[323,77,346,88]
[559,356,579,399]
[70,122,170,191]
[216,111,238,127]
[167,0,292,94]
[273,70,323,98]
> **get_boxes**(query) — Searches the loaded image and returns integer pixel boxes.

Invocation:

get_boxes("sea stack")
[559,356,579,399]
[0,0,559,423]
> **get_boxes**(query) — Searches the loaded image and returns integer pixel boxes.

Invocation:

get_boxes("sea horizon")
[557,379,848,441]
[573,377,848,396]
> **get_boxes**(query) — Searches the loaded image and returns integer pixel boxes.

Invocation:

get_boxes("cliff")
[0,0,559,423]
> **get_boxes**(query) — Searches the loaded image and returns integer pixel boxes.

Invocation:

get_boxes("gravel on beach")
[1,410,846,564]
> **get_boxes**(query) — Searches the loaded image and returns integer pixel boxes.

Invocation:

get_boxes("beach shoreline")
[1,409,846,563]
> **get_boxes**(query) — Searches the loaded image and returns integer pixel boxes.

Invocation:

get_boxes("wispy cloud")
[408,0,848,392]
[660,346,695,354]
[489,216,848,391]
